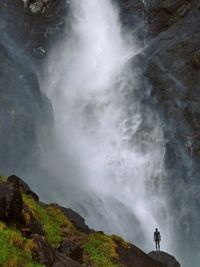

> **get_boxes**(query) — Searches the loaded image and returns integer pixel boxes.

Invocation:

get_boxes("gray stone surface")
[148,251,181,267]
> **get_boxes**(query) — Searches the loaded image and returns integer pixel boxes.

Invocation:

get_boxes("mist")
[37,0,170,255]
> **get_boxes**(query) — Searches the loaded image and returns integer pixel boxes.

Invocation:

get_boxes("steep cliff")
[0,0,68,175]
[117,0,200,265]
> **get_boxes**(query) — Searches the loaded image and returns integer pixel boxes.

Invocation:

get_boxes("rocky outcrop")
[8,175,39,201]
[148,251,181,267]
[0,181,23,221]
[60,207,91,234]
[0,176,173,267]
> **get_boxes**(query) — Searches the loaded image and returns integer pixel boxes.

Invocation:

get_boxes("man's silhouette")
[154,228,161,251]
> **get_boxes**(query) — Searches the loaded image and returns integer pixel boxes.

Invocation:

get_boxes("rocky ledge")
[0,174,181,267]
[149,251,181,267]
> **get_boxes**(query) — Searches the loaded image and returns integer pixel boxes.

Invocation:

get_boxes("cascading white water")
[41,0,170,252]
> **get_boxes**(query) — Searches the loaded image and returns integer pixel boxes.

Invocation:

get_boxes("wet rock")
[31,234,55,266]
[0,0,66,176]
[0,43,53,175]
[22,204,44,235]
[58,239,83,264]
[116,0,145,46]
[133,0,200,264]
[145,0,191,37]
[53,251,82,267]
[148,251,181,267]
[0,181,23,221]
[192,49,200,69]
[60,207,90,233]
[7,175,39,201]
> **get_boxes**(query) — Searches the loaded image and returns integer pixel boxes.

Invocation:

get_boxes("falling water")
[41,0,170,252]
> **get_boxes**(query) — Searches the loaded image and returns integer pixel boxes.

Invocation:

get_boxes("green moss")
[0,222,44,267]
[84,233,121,267]
[23,195,77,246]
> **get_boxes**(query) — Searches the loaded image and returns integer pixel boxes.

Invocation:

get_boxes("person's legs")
[155,240,160,251]
[155,240,158,251]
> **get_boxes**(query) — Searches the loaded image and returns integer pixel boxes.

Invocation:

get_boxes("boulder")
[148,251,181,267]
[7,175,39,201]
[31,234,55,266]
[58,239,83,264]
[53,251,82,267]
[0,181,23,221]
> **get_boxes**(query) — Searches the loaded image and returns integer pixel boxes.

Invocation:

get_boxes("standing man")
[154,228,161,251]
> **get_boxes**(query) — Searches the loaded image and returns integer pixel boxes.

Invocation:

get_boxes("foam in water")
[41,0,170,253]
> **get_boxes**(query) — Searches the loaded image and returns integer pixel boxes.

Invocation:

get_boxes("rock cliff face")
[0,0,68,175]
[117,1,200,265]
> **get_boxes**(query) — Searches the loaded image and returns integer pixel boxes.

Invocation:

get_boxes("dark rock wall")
[118,0,200,265]
[0,0,69,175]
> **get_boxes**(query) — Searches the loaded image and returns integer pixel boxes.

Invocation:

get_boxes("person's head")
[155,228,158,231]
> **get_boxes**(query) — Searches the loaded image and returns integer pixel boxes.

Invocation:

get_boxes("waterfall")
[40,0,170,252]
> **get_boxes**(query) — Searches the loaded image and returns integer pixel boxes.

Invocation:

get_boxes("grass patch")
[0,221,44,267]
[23,195,77,246]
[84,232,121,267]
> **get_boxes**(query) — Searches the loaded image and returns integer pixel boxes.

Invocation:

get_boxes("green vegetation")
[0,221,44,267]
[0,175,6,182]
[84,232,121,267]
[0,182,131,267]
[23,195,77,246]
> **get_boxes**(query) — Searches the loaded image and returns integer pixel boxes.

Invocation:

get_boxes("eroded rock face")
[148,251,181,267]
